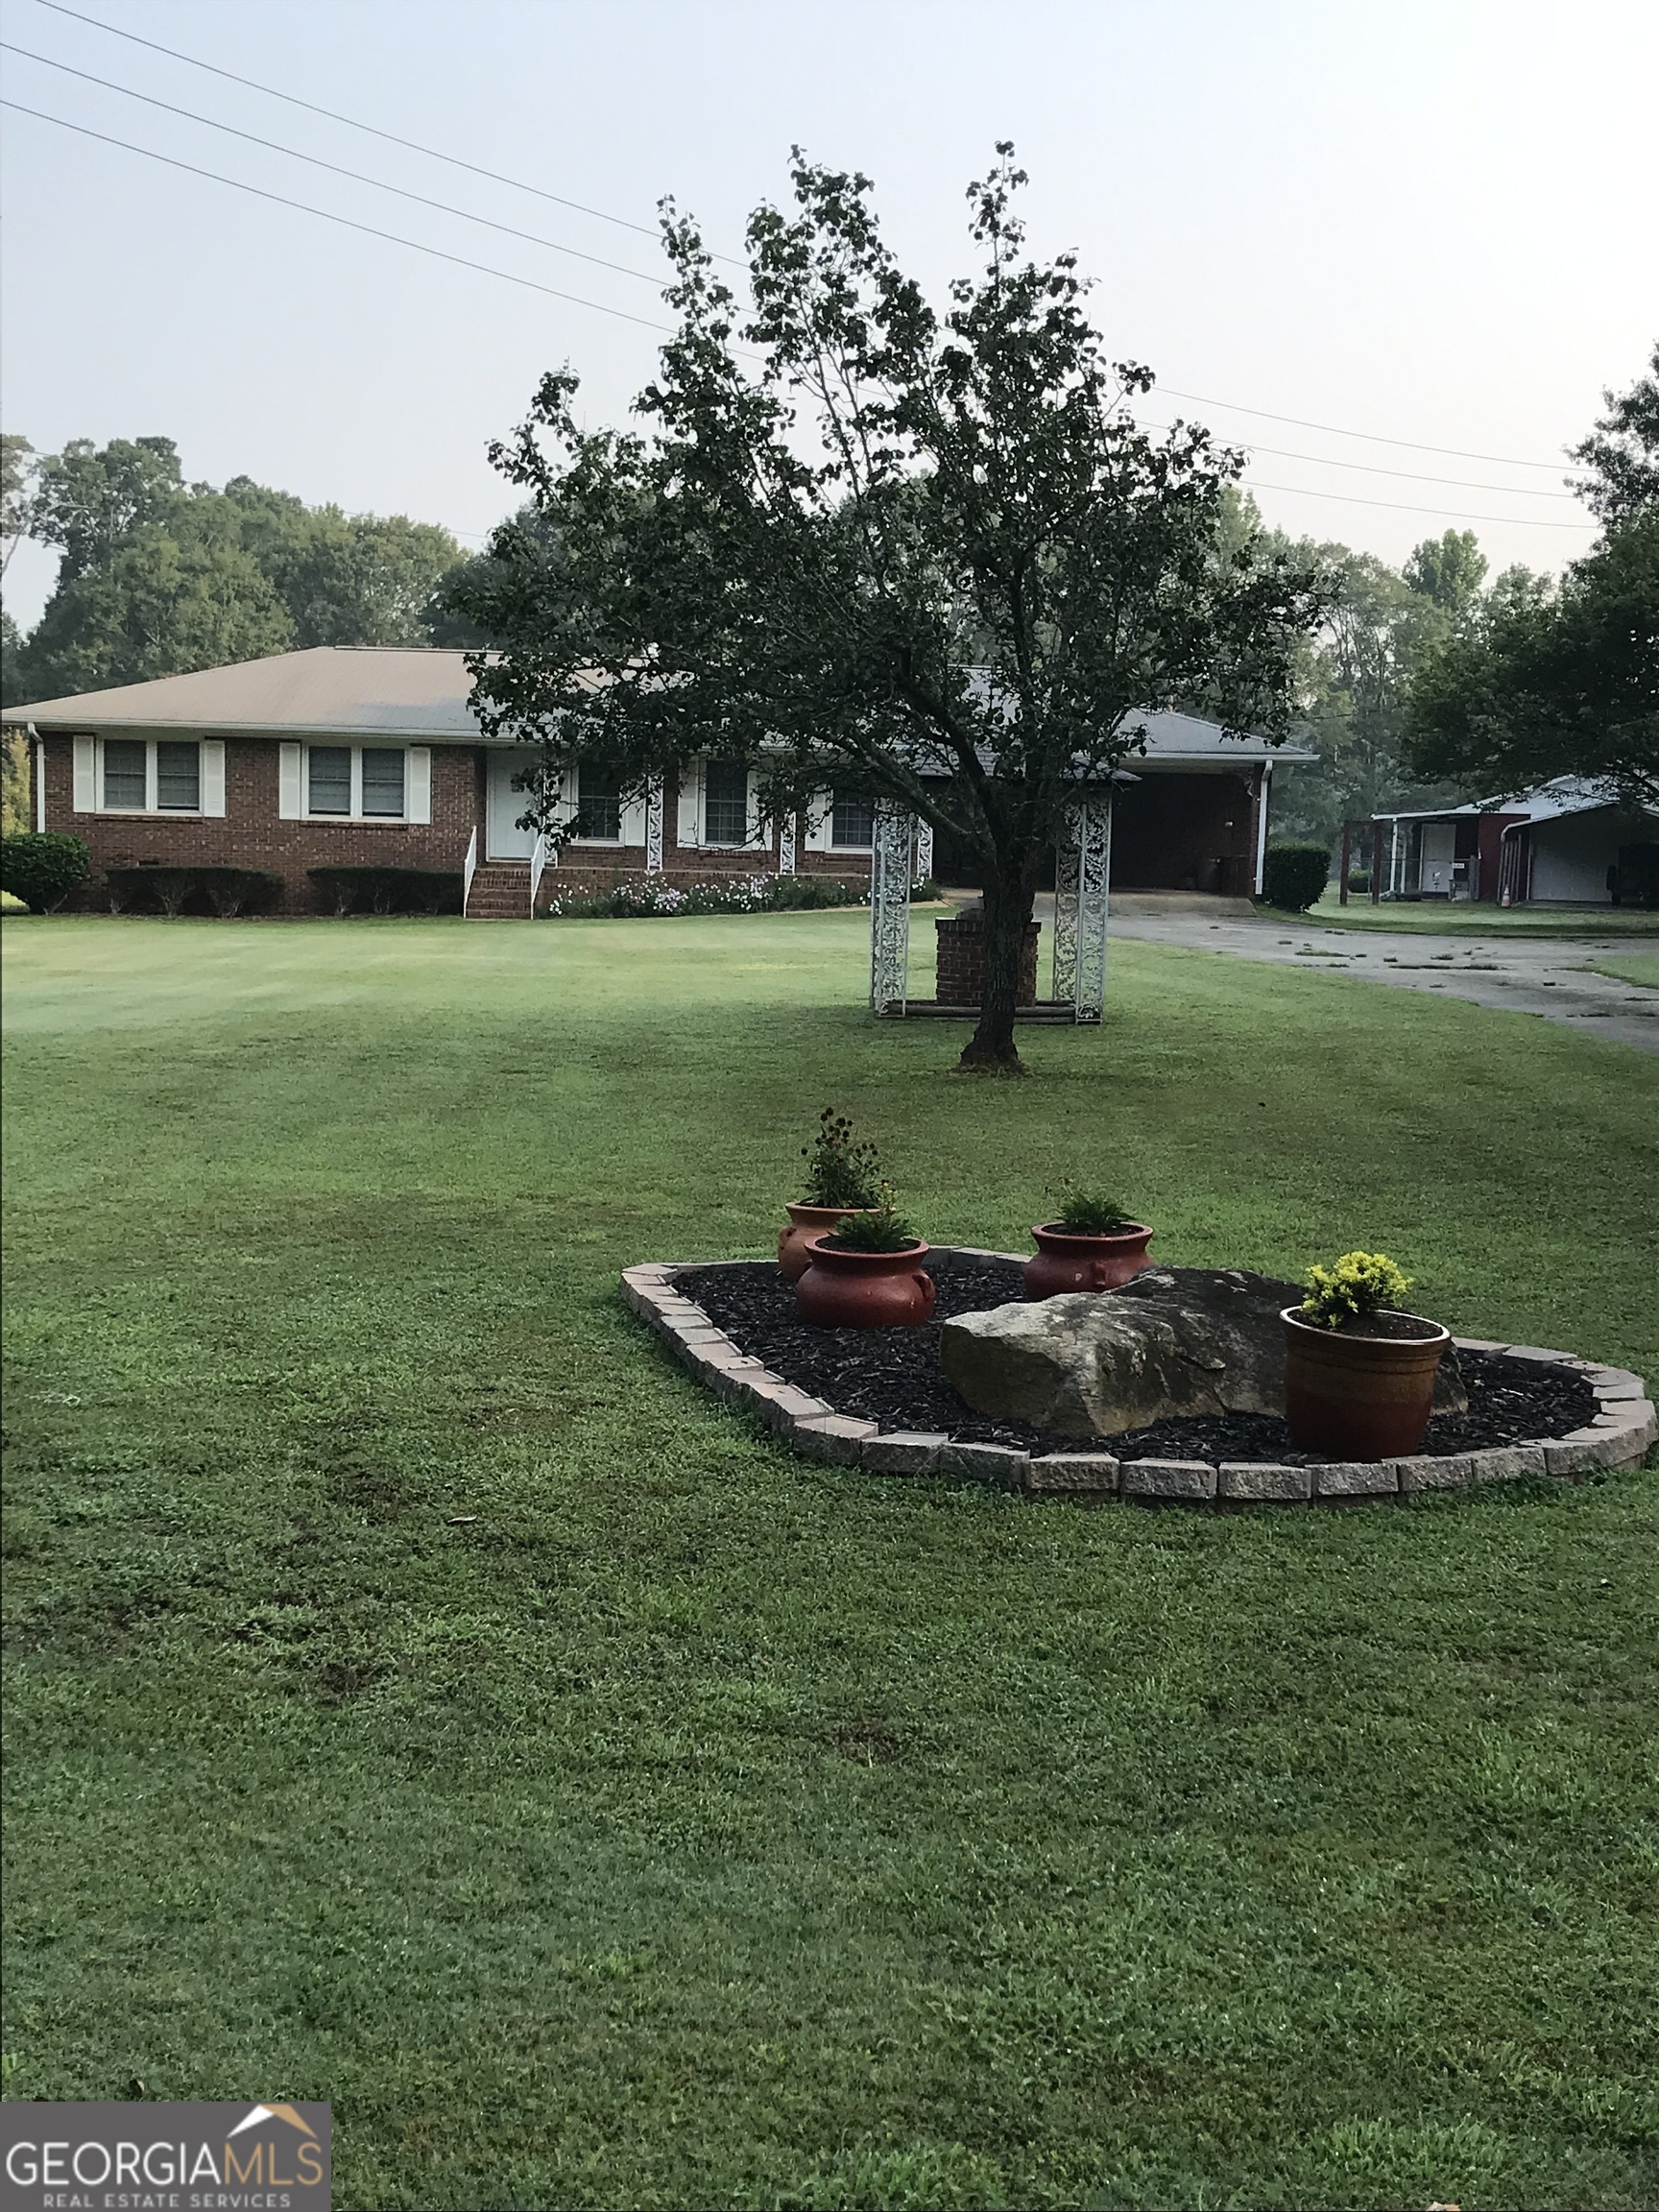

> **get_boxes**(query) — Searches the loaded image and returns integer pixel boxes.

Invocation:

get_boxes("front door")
[486,748,541,859]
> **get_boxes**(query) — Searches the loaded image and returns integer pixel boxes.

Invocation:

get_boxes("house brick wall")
[42,735,484,913]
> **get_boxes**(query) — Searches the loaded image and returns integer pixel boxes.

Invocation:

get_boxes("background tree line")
[4,340,1651,840]
[0,430,473,702]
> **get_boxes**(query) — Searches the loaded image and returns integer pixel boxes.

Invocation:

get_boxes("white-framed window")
[830,789,876,850]
[303,743,407,820]
[703,757,750,847]
[74,735,224,817]
[278,740,430,825]
[574,761,621,842]
[804,783,874,855]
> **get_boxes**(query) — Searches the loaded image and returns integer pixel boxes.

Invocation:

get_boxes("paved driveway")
[1102,905,1659,1053]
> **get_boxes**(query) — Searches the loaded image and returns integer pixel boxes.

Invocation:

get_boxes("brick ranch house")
[7,645,1308,916]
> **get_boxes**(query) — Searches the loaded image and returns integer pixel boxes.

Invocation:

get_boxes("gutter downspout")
[1252,760,1271,897]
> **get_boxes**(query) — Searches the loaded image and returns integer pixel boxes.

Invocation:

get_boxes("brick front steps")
[621,1253,1656,1503]
[467,861,532,918]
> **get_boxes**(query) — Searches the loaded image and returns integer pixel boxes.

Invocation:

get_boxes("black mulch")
[674,1253,1598,1463]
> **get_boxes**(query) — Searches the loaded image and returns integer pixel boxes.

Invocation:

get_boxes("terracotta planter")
[778,1202,878,1283]
[1023,1222,1154,1300]
[1281,1307,1451,1461]
[795,1237,936,1330]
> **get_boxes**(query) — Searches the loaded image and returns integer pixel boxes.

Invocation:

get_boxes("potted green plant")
[795,1186,935,1329]
[1281,1250,1450,1461]
[1024,1187,1153,1299]
[779,1109,884,1282]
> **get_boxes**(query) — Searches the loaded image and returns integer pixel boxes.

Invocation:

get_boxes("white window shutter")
[278,742,303,819]
[200,739,227,817]
[552,763,579,835]
[406,746,431,824]
[804,790,834,853]
[676,760,702,847]
[73,736,96,812]
[618,786,648,846]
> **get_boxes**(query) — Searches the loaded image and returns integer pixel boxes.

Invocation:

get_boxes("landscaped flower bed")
[623,1251,1656,1504]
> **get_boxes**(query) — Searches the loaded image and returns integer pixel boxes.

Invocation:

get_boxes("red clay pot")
[1023,1222,1154,1300]
[795,1237,936,1329]
[1281,1307,1451,1461]
[778,1202,878,1283]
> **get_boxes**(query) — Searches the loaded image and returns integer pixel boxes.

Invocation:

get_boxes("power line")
[1,99,683,336]
[1160,386,1567,470]
[1133,414,1577,499]
[1,39,667,287]
[1242,476,1594,528]
[31,0,747,264]
[23,0,1590,477]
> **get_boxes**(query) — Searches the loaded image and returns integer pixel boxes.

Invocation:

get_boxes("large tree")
[457,149,1325,1069]
[1407,348,1659,807]
[5,437,466,706]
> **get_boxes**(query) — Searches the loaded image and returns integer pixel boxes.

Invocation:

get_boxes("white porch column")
[1054,796,1112,1022]
[645,775,664,874]
[868,801,914,1016]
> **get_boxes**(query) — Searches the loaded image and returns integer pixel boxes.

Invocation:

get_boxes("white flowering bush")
[541,875,874,920]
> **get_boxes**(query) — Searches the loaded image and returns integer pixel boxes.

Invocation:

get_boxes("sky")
[2,0,1654,628]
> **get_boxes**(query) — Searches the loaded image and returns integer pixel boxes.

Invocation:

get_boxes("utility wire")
[1,39,668,286]
[26,0,1585,475]
[2,122,1592,531]
[1160,386,1567,470]
[7,42,1577,506]
[0,100,683,334]
[31,0,747,264]
[1131,414,1577,498]
[1241,476,1593,528]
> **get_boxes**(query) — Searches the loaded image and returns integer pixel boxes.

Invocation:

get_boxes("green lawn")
[1279,894,1659,937]
[1589,951,1659,990]
[4,912,1656,2212]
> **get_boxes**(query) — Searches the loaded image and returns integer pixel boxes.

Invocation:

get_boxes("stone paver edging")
[620,1252,1656,1503]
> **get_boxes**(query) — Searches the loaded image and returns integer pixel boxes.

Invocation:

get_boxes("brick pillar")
[934,914,1040,1005]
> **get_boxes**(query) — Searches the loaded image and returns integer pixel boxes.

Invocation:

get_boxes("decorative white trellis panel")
[645,776,664,875]
[869,800,915,1016]
[913,818,935,885]
[1052,796,1113,1022]
[779,822,797,876]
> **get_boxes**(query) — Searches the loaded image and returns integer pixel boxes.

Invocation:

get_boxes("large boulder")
[939,1267,1465,1437]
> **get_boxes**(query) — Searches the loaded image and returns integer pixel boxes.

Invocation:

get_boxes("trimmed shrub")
[1,831,90,913]
[1262,843,1333,913]
[1346,870,1372,895]
[108,866,281,918]
[309,866,463,916]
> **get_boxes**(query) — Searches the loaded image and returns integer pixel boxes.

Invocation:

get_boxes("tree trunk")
[958,875,1031,1071]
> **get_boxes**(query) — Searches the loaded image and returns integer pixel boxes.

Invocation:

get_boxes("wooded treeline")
[4,345,1652,842]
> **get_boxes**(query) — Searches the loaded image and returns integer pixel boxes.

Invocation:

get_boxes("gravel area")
[676,1254,1598,1461]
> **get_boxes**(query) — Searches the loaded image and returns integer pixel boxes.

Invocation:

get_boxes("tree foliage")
[1569,340,1659,528]
[4,437,466,706]
[1407,347,1659,806]
[456,148,1327,1066]
[1263,529,1491,845]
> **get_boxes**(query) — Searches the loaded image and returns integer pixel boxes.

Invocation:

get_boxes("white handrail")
[529,830,548,917]
[463,825,478,917]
